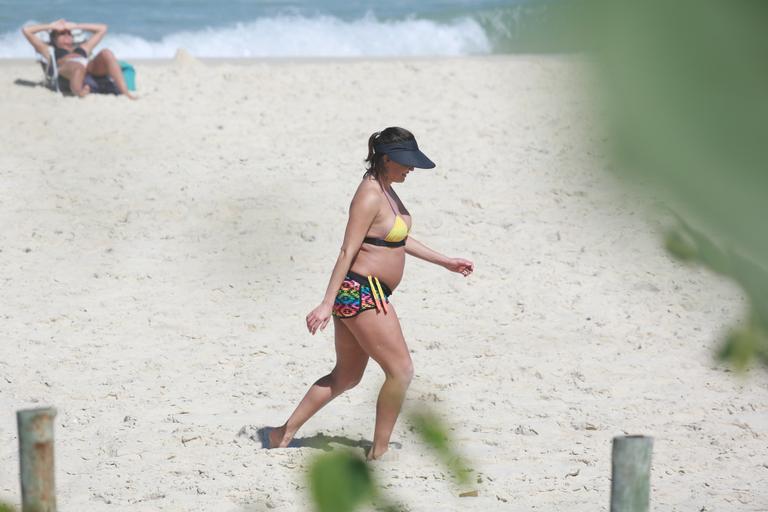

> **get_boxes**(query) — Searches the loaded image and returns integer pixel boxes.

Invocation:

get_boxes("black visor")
[374,139,436,169]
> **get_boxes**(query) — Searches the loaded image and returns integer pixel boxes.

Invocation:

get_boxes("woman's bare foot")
[75,84,91,97]
[368,452,399,461]
[124,92,138,100]
[365,441,402,461]
[366,445,388,461]
[265,425,294,448]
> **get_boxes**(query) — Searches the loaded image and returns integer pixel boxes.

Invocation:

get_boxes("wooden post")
[17,407,57,512]
[610,435,653,512]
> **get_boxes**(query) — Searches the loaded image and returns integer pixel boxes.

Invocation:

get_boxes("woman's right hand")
[50,19,68,31]
[306,302,333,335]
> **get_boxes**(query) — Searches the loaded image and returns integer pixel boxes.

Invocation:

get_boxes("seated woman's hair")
[48,29,69,44]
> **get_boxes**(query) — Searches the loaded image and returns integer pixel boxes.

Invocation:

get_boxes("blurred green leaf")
[719,327,760,371]
[304,406,475,511]
[664,229,698,263]
[408,408,471,486]
[665,221,768,369]
[718,322,768,370]
[557,0,768,369]
[307,451,373,512]
[0,501,16,512]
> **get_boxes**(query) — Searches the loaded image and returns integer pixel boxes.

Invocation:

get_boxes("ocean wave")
[1,13,491,59]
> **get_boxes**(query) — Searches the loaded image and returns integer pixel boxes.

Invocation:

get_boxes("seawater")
[0,0,561,58]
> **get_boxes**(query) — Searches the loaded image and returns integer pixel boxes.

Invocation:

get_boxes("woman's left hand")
[445,257,474,277]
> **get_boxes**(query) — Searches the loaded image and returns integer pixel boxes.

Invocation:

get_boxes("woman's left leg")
[267,316,369,448]
[87,49,136,99]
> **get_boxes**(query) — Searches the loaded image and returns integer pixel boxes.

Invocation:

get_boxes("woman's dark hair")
[364,127,415,180]
[49,30,68,46]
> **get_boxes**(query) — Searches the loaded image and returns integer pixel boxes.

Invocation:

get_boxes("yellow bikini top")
[363,187,410,248]
[384,214,409,243]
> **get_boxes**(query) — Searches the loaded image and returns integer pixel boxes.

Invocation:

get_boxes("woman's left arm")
[72,22,108,53]
[405,236,474,276]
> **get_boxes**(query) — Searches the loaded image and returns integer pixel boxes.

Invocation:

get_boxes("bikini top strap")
[378,181,399,216]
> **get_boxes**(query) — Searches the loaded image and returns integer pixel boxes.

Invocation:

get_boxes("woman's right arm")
[21,22,57,57]
[305,187,379,334]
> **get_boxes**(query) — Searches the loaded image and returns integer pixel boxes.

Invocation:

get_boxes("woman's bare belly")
[58,55,89,69]
[350,244,406,292]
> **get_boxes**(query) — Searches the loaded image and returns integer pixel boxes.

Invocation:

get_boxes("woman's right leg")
[269,316,369,447]
[58,61,89,97]
[343,305,413,459]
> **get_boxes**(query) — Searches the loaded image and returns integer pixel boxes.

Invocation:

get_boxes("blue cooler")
[119,61,136,91]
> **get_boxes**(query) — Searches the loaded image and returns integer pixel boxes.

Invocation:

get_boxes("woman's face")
[383,156,413,183]
[52,31,73,47]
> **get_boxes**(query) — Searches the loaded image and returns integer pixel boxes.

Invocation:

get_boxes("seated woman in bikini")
[22,18,136,99]
[265,127,474,460]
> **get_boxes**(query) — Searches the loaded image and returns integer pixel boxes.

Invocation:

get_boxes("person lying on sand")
[22,18,136,99]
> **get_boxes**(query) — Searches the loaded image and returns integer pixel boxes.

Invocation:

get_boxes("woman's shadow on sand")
[237,425,401,453]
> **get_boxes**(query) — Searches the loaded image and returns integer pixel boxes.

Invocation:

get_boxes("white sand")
[1,55,766,511]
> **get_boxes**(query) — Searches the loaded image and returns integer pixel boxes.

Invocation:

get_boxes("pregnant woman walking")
[266,127,474,460]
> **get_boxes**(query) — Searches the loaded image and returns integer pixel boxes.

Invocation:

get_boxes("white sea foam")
[1,13,491,59]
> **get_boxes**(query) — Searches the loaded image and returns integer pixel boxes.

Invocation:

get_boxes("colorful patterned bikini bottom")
[332,271,392,319]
